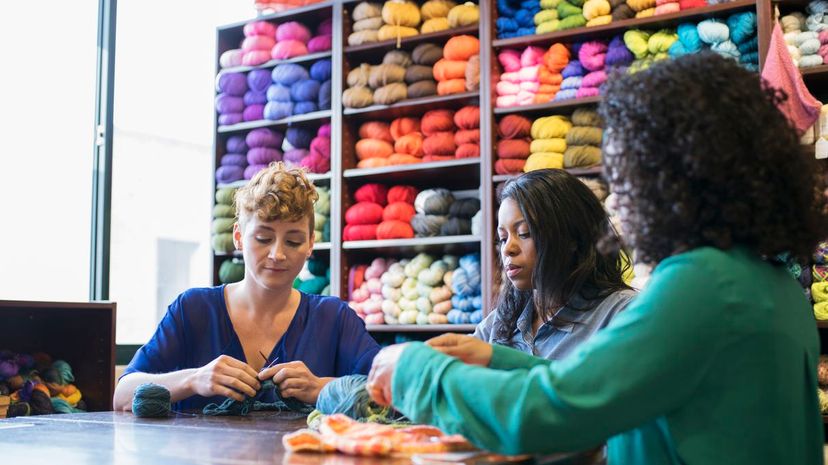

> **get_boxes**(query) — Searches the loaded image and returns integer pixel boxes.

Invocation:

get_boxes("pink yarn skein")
[520,46,545,66]
[244,21,277,38]
[276,21,312,43]
[578,41,608,72]
[242,35,276,53]
[271,40,309,59]
[498,49,522,72]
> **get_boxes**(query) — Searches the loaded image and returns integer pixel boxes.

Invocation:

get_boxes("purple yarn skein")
[216,165,245,183]
[216,72,248,96]
[247,147,283,165]
[215,94,245,114]
[218,113,244,125]
[221,153,248,167]
[246,128,283,148]
[247,69,273,92]
[226,136,247,153]
[244,90,268,106]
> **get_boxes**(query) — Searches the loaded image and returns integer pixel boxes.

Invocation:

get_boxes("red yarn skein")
[387,185,418,204]
[383,202,416,222]
[345,202,384,225]
[354,183,389,205]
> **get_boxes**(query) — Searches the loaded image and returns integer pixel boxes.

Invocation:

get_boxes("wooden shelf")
[366,324,477,333]
[344,25,479,58]
[344,159,480,187]
[343,92,479,119]
[219,51,332,74]
[343,235,481,255]
[492,0,758,48]
[217,173,330,188]
[494,96,601,116]
[492,166,603,182]
[217,110,332,133]
[218,1,335,32]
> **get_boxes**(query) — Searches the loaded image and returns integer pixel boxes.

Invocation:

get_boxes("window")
[110,1,251,343]
[0,3,98,301]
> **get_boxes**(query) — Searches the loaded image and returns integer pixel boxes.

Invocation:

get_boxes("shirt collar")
[515,293,597,336]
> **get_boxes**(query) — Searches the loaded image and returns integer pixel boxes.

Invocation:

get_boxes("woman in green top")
[366,53,828,464]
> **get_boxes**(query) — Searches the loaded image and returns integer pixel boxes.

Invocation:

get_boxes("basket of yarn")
[0,352,87,418]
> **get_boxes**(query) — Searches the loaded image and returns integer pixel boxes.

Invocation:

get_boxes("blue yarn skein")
[726,12,756,45]
[133,383,171,418]
[469,310,483,325]
[668,42,689,58]
[562,60,585,78]
[316,375,403,423]
[286,127,314,149]
[711,40,740,59]
[264,101,293,120]
[697,19,729,45]
[267,84,292,103]
[554,89,578,101]
[310,59,332,82]
[737,36,758,53]
[497,0,519,18]
[293,101,319,115]
[271,63,310,86]
[497,17,519,33]
[677,23,702,53]
[319,80,332,110]
[561,76,583,90]
[291,79,320,103]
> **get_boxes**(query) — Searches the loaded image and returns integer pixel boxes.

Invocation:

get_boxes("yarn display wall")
[348,252,480,325]
[213,186,237,254]
[495,108,602,174]
[347,1,479,47]
[495,13,758,108]
[496,0,710,39]
[781,2,828,68]
[0,351,86,418]
[219,17,332,69]
[435,35,480,95]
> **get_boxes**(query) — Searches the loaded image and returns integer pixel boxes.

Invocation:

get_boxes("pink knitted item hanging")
[761,20,822,136]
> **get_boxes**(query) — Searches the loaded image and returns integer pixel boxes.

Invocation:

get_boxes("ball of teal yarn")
[298,276,329,294]
[677,23,702,52]
[727,12,756,45]
[219,258,245,283]
[133,383,171,418]
[697,19,729,45]
[307,258,328,276]
[668,41,689,58]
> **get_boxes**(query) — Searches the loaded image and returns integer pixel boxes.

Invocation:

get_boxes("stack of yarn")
[435,35,480,95]
[0,352,86,417]
[379,1,422,44]
[623,29,677,73]
[670,13,759,70]
[245,69,271,122]
[583,0,612,26]
[422,110,458,161]
[344,184,417,241]
[605,35,634,72]
[219,258,245,284]
[295,257,330,295]
[217,135,250,184]
[343,50,409,108]
[240,21,278,67]
[447,253,483,324]
[534,0,560,33]
[265,59,331,120]
[407,43,442,98]
[782,9,828,68]
[355,118,420,168]
[411,189,481,236]
[526,115,570,171]
[314,185,331,243]
[213,187,237,254]
[215,72,249,126]
[288,124,330,174]
[218,18,332,70]
[495,114,532,174]
[554,57,585,100]
[246,128,284,179]
[497,44,568,106]
[348,2,385,46]
[454,105,481,158]
[420,0,455,32]
[564,108,603,168]
[626,0,655,19]
[349,254,463,325]
[497,0,540,38]
[576,41,608,98]
[348,1,479,46]
[557,0,586,30]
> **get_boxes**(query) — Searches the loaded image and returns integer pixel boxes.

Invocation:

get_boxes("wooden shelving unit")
[212,0,776,334]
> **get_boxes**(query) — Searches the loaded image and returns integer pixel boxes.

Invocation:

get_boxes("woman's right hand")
[188,355,261,401]
[426,333,494,366]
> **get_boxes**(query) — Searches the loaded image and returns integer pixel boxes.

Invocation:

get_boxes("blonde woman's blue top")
[123,286,380,412]
[391,247,823,464]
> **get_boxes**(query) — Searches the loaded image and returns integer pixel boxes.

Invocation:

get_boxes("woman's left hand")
[366,343,408,406]
[258,361,332,404]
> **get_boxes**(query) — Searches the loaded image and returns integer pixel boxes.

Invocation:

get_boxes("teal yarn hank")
[315,375,406,424]
[133,383,172,418]
[51,398,84,414]
[202,380,314,416]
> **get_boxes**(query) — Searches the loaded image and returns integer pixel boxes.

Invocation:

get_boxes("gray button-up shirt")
[473,289,636,360]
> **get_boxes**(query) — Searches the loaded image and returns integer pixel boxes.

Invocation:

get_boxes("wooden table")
[0,412,604,465]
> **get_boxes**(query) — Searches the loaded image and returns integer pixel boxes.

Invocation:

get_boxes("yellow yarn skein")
[623,29,651,59]
[583,0,610,20]
[377,24,420,42]
[530,138,567,153]
[536,20,561,33]
[813,282,828,303]
[626,0,655,11]
[448,2,480,27]
[421,0,456,19]
[586,15,612,27]
[815,302,828,320]
[648,29,678,54]
[541,0,562,8]
[531,115,572,139]
[382,1,422,27]
[421,17,450,33]
[635,7,656,18]
[524,152,564,171]
[534,9,559,25]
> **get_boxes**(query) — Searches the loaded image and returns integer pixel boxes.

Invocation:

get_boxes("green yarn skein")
[216,187,237,206]
[212,218,235,234]
[219,258,245,283]
[213,204,236,219]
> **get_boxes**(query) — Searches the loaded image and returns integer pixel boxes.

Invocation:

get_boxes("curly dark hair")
[598,52,828,265]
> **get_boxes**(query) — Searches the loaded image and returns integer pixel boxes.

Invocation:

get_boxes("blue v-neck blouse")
[122,285,381,412]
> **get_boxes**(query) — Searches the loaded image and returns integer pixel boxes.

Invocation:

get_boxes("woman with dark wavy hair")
[366,52,828,464]
[472,169,634,361]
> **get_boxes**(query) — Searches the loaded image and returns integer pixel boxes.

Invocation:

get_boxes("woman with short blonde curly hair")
[115,162,379,413]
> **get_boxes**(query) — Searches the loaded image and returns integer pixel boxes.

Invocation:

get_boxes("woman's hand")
[259,360,331,404]
[426,333,494,366]
[366,343,408,406]
[188,355,261,401]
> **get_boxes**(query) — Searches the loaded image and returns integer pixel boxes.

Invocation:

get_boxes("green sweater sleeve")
[392,253,729,455]
[489,343,552,371]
